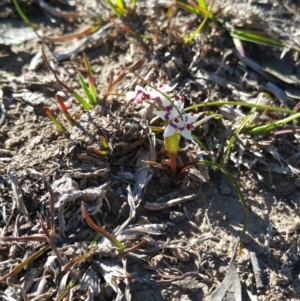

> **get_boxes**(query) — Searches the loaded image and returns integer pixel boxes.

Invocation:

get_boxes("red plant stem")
[170,153,177,178]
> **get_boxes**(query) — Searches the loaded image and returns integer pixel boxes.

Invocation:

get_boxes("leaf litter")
[1,0,300,300]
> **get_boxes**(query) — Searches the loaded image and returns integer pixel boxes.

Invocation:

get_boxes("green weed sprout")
[177,0,299,53]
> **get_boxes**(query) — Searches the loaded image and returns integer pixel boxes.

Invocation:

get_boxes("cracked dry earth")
[1,0,300,300]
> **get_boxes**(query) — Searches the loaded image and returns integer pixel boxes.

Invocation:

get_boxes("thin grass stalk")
[0,246,50,282]
[55,279,78,301]
[83,52,97,104]
[191,134,213,161]
[61,253,92,273]
[81,202,124,250]
[220,106,257,164]
[197,0,208,9]
[28,169,56,236]
[44,107,66,132]
[11,0,37,29]
[42,47,92,111]
[56,93,75,125]
[184,0,215,43]
[37,212,66,265]
[102,59,145,99]
[230,29,285,49]
[78,73,95,105]
[177,1,221,25]
[248,111,300,135]
[46,24,102,42]
[185,101,296,114]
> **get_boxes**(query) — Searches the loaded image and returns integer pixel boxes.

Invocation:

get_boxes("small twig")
[28,169,55,235]
[37,212,66,267]
[144,194,198,211]
[9,172,29,218]
[250,252,265,292]
[116,235,149,258]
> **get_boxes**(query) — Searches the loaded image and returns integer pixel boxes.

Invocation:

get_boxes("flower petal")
[125,91,136,102]
[185,113,199,123]
[163,124,176,137]
[179,128,193,140]
[153,110,169,120]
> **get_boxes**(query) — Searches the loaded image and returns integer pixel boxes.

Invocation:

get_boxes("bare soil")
[1,1,300,301]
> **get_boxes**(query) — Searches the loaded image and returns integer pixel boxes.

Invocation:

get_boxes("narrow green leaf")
[81,202,124,250]
[185,100,296,115]
[11,0,37,29]
[248,111,300,135]
[44,107,66,132]
[41,47,92,111]
[78,73,96,105]
[116,0,127,11]
[184,0,213,43]
[230,29,284,49]
[83,52,97,104]
[197,0,208,9]
[56,93,75,125]
[99,136,109,149]
[220,106,257,164]
[0,246,50,282]
[177,1,221,25]
[71,91,92,110]
[103,0,123,16]
[55,279,78,301]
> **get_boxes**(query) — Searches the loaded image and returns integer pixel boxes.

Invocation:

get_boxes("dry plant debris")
[1,0,300,300]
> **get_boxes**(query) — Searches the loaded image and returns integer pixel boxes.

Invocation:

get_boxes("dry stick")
[0,235,48,243]
[28,169,55,235]
[9,172,29,219]
[144,194,198,211]
[37,212,66,267]
[249,252,265,292]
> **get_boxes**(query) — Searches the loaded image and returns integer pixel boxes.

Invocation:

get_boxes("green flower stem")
[164,130,180,178]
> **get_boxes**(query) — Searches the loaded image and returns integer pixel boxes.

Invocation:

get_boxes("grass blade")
[99,136,110,150]
[81,202,124,250]
[104,0,126,17]
[197,0,207,9]
[11,0,37,29]
[78,73,95,105]
[177,1,221,25]
[220,106,257,164]
[0,246,50,282]
[184,0,215,43]
[56,93,75,125]
[37,212,66,266]
[185,100,296,115]
[229,29,285,49]
[42,47,92,111]
[83,52,97,104]
[55,279,78,301]
[248,111,300,135]
[44,107,66,132]
[46,24,102,42]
